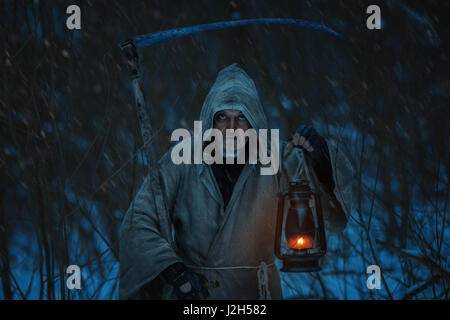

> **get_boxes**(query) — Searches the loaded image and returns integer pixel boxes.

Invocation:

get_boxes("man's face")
[213,109,252,158]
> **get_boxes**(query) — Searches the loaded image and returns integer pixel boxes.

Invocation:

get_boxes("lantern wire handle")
[300,150,320,231]
[301,150,314,186]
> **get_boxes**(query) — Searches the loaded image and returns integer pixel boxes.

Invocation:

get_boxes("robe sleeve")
[304,137,353,233]
[119,150,183,299]
[323,138,354,232]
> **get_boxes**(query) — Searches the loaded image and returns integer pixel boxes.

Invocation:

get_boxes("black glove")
[160,262,210,300]
[295,125,335,194]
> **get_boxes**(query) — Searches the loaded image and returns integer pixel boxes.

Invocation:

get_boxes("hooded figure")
[119,63,352,299]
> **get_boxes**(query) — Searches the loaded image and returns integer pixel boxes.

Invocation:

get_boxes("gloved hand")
[286,125,335,194]
[160,262,210,300]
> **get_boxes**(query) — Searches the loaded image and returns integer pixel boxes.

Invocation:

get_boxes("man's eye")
[238,115,247,121]
[217,114,226,120]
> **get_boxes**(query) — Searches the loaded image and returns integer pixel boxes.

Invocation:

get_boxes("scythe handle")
[120,39,174,248]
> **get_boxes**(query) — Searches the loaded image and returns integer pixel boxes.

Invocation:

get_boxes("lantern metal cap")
[289,178,307,185]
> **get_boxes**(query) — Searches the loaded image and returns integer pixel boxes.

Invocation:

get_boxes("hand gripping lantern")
[275,179,327,272]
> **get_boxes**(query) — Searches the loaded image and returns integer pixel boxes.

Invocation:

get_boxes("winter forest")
[0,0,449,300]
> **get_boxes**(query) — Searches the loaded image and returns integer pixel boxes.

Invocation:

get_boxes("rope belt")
[186,261,275,300]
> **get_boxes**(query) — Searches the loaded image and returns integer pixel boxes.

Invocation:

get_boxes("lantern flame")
[288,235,313,250]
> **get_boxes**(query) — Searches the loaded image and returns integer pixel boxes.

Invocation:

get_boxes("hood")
[199,63,268,134]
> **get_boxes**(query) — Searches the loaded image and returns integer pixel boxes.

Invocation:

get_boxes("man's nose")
[227,117,237,130]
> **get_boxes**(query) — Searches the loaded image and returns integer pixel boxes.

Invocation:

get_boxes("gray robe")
[119,63,352,299]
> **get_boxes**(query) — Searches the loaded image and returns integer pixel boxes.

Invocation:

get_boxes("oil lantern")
[274,179,327,272]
